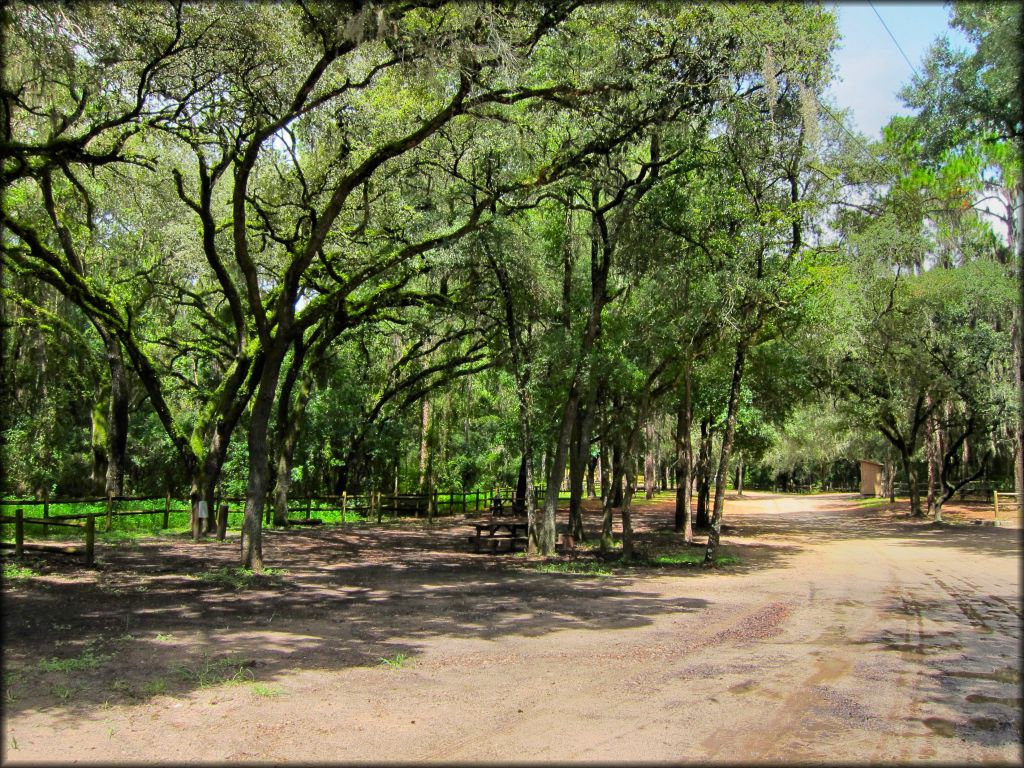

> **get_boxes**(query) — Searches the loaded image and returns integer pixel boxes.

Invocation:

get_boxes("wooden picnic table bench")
[468,516,529,553]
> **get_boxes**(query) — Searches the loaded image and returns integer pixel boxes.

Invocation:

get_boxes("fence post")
[105,492,114,532]
[217,503,228,541]
[993,491,1000,520]
[85,515,95,565]
[376,490,382,524]
[163,488,171,529]
[305,496,311,521]
[341,491,347,524]
[461,491,467,515]
[15,508,24,558]
[42,489,50,537]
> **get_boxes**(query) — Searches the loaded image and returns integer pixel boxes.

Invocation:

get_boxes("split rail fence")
[0,485,559,566]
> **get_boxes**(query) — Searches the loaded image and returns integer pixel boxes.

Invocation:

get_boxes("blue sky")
[828,2,970,139]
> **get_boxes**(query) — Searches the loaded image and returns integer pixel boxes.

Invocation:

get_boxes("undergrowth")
[3,562,39,580]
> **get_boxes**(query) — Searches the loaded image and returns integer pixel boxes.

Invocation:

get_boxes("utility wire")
[868,1,921,79]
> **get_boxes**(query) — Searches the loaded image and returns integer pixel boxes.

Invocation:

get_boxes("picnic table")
[468,516,529,553]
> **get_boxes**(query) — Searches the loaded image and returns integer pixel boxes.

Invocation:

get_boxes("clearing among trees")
[2,493,1020,763]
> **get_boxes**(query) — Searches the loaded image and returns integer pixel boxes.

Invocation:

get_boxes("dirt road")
[2,492,1020,763]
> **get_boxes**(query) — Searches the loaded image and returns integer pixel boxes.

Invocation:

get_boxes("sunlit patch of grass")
[855,497,893,508]
[170,654,255,688]
[530,561,614,576]
[378,653,414,670]
[189,567,287,590]
[50,683,77,703]
[38,648,111,672]
[2,563,39,580]
[648,550,740,567]
[576,539,620,551]
[251,683,284,697]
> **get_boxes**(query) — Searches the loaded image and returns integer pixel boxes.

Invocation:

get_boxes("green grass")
[526,547,740,576]
[531,561,614,576]
[648,550,740,567]
[3,563,39,580]
[50,682,77,702]
[0,489,528,544]
[855,496,894,508]
[378,653,414,670]
[189,566,287,590]
[251,683,284,697]
[576,539,621,551]
[170,654,255,688]
[38,648,111,672]
[142,678,168,696]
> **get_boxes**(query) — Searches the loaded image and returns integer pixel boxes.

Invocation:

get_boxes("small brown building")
[859,459,883,497]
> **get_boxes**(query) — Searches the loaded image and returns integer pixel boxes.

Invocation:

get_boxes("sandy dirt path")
[2,492,1020,763]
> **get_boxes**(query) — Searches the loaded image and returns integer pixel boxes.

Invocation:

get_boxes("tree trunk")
[515,453,528,510]
[644,419,656,500]
[96,325,129,497]
[611,441,624,507]
[674,367,693,541]
[418,398,431,493]
[736,454,745,498]
[621,457,636,562]
[705,342,746,563]
[515,382,538,553]
[695,418,712,528]
[90,384,109,494]
[598,434,609,503]
[600,446,623,554]
[568,401,594,540]
[1014,302,1024,514]
[542,385,579,554]
[586,455,597,498]
[272,337,310,526]
[273,367,316,527]
[885,449,896,503]
[242,342,288,571]
[925,404,938,516]
[899,446,923,517]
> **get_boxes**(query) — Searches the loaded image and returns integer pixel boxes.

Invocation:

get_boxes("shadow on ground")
[2,490,1018,730]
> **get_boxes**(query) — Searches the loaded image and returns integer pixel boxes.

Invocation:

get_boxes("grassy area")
[648,550,740,567]
[169,654,255,688]
[855,497,895,508]
[188,566,288,590]
[526,546,739,578]
[0,491,497,544]
[2,562,39,580]
[38,648,112,673]
[378,652,415,670]
[531,561,615,576]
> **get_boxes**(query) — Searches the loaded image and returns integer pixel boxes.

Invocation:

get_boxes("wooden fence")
[0,509,96,564]
[993,491,1019,521]
[0,485,561,564]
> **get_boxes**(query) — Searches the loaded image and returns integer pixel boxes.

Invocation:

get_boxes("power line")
[868,1,921,79]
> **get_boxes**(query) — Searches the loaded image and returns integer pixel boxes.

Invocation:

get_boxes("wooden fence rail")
[1,484,573,566]
[993,491,1019,521]
[0,510,95,564]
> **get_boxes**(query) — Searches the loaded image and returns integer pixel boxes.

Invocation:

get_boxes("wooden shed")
[859,459,883,497]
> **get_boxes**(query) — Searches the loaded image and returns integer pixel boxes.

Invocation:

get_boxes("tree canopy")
[2,0,1019,568]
